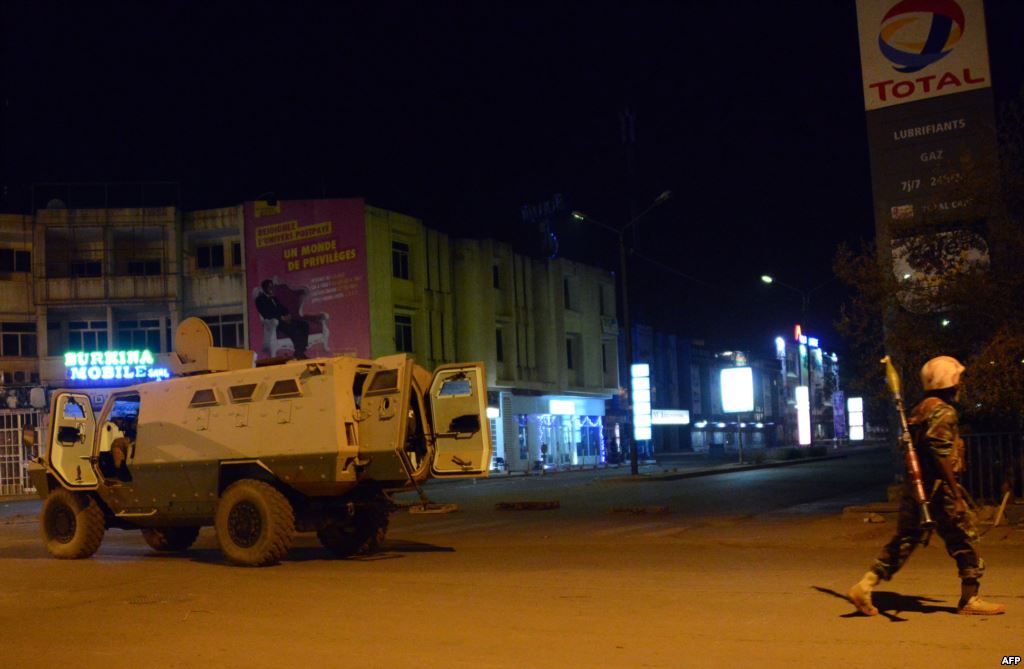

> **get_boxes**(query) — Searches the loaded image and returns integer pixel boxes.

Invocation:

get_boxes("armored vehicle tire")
[41,489,106,559]
[317,498,390,557]
[215,480,295,567]
[142,526,201,552]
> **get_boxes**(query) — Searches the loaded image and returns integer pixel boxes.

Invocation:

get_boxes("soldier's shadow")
[813,586,957,621]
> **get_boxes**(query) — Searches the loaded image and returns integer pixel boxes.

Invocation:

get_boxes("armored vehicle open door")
[47,392,99,489]
[428,363,491,477]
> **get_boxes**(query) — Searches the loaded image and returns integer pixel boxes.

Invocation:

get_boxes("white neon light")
[848,396,865,441]
[630,361,653,441]
[486,407,500,419]
[549,399,575,415]
[796,385,811,445]
[720,367,754,413]
[775,336,786,358]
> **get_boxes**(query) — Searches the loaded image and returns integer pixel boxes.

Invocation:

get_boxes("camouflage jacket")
[908,396,964,476]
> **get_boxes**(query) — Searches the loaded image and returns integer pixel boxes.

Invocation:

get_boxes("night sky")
[4,1,1024,354]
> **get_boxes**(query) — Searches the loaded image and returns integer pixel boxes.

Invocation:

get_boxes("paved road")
[2,448,1021,668]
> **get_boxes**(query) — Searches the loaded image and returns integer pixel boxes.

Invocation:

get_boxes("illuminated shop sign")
[796,386,812,446]
[651,409,690,425]
[64,350,170,382]
[631,363,652,441]
[720,367,754,413]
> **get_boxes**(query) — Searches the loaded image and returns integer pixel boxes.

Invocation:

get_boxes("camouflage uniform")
[871,396,984,582]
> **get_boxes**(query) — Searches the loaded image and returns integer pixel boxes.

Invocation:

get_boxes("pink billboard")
[244,198,371,360]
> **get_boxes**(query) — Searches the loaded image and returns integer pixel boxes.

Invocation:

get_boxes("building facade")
[0,197,620,493]
[452,238,619,472]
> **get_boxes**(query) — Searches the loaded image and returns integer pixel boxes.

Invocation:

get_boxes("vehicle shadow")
[813,586,956,621]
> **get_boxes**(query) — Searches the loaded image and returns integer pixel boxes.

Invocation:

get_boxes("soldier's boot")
[848,571,880,616]
[958,581,1006,615]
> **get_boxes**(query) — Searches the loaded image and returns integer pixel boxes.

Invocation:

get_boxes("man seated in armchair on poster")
[254,278,310,359]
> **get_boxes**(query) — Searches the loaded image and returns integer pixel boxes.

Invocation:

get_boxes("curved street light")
[571,190,672,475]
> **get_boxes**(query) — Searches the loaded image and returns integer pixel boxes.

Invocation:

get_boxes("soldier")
[848,356,1006,616]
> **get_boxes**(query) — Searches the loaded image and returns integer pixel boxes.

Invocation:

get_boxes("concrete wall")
[364,206,453,367]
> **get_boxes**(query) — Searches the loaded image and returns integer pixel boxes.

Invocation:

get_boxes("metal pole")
[619,233,638,476]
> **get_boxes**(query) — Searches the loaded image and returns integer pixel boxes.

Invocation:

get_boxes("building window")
[125,260,162,276]
[0,249,31,273]
[492,264,501,289]
[116,319,162,352]
[496,328,504,363]
[197,244,225,269]
[392,241,410,280]
[0,322,37,357]
[68,321,108,352]
[566,337,574,370]
[232,241,242,266]
[46,226,102,278]
[70,261,102,278]
[112,226,164,277]
[202,314,244,348]
[563,277,574,311]
[395,313,414,352]
[601,342,608,373]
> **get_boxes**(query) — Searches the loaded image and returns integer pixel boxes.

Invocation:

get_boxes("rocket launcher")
[881,355,936,534]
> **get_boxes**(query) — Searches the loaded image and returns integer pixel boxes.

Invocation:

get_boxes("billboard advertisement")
[856,0,992,111]
[244,199,371,360]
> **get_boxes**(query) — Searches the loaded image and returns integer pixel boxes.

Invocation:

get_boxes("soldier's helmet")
[921,356,965,390]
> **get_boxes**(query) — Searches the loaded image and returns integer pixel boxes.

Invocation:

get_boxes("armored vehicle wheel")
[317,497,390,557]
[141,526,200,552]
[215,480,294,567]
[41,489,106,559]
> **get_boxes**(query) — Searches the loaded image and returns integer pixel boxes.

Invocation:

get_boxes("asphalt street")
[1,448,1021,668]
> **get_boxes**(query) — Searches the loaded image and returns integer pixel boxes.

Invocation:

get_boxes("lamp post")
[571,190,672,475]
[760,274,833,446]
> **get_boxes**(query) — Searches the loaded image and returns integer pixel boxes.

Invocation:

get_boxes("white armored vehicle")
[28,318,490,566]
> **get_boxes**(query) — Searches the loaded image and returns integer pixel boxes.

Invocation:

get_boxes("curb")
[604,453,851,483]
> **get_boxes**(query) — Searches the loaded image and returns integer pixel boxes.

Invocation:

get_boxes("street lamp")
[571,190,672,475]
[760,273,834,447]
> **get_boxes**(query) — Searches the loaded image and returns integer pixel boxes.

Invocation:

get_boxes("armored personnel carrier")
[27,318,490,566]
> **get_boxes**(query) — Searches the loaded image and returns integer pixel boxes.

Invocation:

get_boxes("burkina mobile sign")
[856,0,992,111]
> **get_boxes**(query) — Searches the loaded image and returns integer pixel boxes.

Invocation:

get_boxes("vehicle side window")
[189,389,218,407]
[366,369,398,395]
[268,379,301,399]
[229,384,257,402]
[62,401,86,419]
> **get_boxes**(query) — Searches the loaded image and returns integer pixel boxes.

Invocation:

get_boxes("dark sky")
[4,1,1024,354]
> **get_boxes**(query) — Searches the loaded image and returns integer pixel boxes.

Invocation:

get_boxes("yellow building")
[0,197,620,493]
[452,238,619,472]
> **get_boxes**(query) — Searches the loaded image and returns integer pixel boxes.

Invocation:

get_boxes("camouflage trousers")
[871,481,985,582]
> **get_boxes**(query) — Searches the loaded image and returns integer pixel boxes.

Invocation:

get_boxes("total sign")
[856,0,992,110]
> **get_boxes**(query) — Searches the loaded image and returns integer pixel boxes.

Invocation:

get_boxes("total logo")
[867,0,987,105]
[879,0,964,73]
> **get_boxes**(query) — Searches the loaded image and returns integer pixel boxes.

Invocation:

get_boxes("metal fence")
[963,433,1023,504]
[0,409,42,497]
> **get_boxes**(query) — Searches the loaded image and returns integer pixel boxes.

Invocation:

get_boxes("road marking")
[408,520,512,536]
[592,521,673,537]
